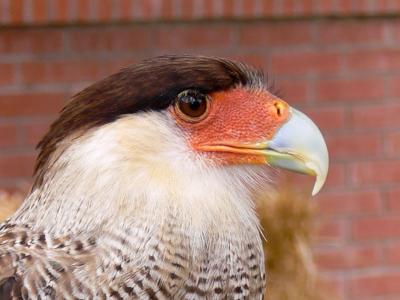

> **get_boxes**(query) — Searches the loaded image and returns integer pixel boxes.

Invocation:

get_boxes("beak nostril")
[274,102,283,117]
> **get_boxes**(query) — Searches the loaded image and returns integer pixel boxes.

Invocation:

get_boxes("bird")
[0,55,328,299]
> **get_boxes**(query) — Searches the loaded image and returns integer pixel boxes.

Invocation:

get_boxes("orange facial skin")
[171,87,290,166]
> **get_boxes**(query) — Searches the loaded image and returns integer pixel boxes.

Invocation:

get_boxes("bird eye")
[175,90,210,122]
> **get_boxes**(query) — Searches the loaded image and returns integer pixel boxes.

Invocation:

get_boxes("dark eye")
[175,90,210,122]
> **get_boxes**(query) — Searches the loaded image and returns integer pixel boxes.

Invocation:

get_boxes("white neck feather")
[13,112,271,248]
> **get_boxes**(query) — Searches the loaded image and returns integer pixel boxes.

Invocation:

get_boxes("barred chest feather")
[0,212,266,299]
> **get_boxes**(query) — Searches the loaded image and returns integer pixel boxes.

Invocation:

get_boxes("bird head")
[170,85,328,196]
[27,55,328,233]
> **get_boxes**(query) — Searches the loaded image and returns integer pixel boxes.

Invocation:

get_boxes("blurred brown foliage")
[0,187,331,299]
[0,191,24,222]
[258,188,332,300]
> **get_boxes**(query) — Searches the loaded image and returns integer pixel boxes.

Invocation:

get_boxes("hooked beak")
[262,107,329,195]
[199,107,329,195]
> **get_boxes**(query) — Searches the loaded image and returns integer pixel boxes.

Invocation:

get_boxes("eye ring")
[174,89,210,123]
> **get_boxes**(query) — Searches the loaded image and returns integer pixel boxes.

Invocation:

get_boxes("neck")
[13,159,265,268]
[14,164,261,239]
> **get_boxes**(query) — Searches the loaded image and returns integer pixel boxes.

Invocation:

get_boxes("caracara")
[0,56,328,299]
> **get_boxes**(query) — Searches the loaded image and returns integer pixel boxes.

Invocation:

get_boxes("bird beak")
[260,107,329,195]
[199,107,329,195]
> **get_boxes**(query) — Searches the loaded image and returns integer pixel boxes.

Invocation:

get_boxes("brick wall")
[1,1,400,299]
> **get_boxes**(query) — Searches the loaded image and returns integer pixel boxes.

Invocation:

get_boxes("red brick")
[9,0,24,24]
[351,160,400,185]
[385,131,400,157]
[349,272,400,297]
[324,162,346,189]
[0,93,66,117]
[238,22,313,47]
[261,0,274,16]
[299,0,314,14]
[220,0,234,18]
[2,0,400,25]
[76,0,91,21]
[95,59,137,78]
[202,0,215,18]
[390,0,400,11]
[318,0,338,14]
[242,0,258,17]
[351,103,400,129]
[352,216,400,240]
[68,28,152,52]
[0,30,63,54]
[0,64,14,86]
[97,0,114,21]
[69,30,113,52]
[21,121,52,146]
[374,0,397,12]
[0,154,36,178]
[280,0,300,15]
[383,242,400,265]
[350,0,373,14]
[20,62,46,84]
[32,0,47,23]
[117,0,134,20]
[155,25,234,49]
[54,0,70,22]
[315,78,386,102]
[318,21,385,45]
[315,245,380,270]
[271,51,342,76]
[386,186,400,211]
[388,75,400,98]
[159,0,174,20]
[302,107,347,131]
[181,0,195,19]
[326,132,381,160]
[317,189,382,216]
[276,79,308,104]
[346,49,400,72]
[389,19,400,43]
[314,218,347,243]
[21,61,100,84]
[137,0,158,19]
[228,54,267,70]
[0,124,18,148]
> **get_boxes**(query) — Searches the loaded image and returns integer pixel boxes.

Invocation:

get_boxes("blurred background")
[0,1,400,299]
